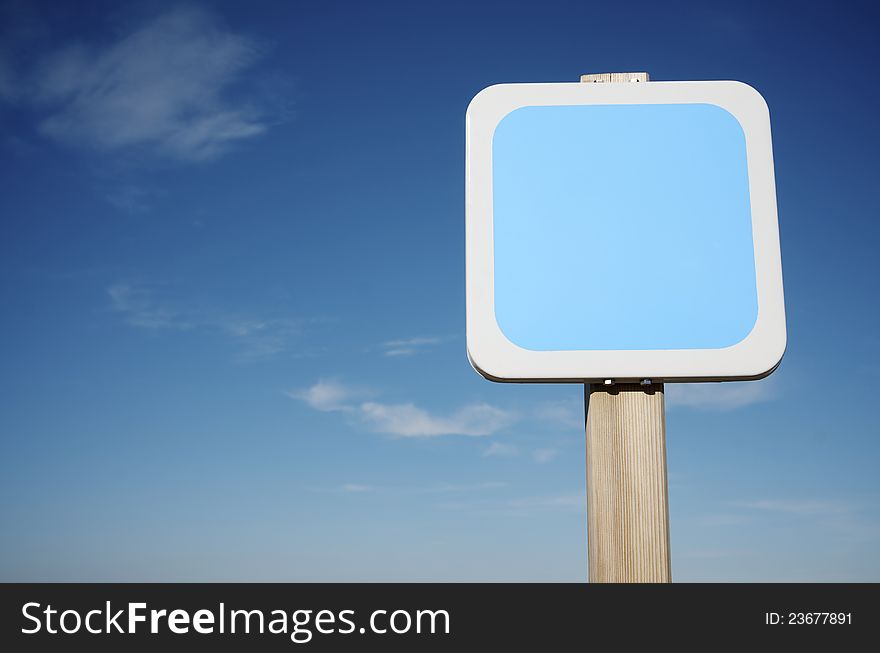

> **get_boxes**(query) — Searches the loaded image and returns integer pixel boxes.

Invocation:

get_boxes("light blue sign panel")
[492,103,757,351]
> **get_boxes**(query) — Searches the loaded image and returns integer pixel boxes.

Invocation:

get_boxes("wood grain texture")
[585,383,671,582]
[580,72,650,83]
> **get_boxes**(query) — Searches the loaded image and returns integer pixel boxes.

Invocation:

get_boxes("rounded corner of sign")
[721,80,772,122]
[726,79,769,101]
[467,319,532,382]
[730,325,787,381]
[740,352,785,381]
[466,344,512,384]
[756,330,787,380]
[466,84,514,120]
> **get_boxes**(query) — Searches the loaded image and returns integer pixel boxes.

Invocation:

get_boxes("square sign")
[466,81,786,382]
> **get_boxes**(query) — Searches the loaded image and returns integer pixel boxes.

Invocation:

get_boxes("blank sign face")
[466,81,786,382]
[493,103,757,351]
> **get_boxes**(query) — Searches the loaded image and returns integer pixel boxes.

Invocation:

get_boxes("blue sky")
[0,0,878,581]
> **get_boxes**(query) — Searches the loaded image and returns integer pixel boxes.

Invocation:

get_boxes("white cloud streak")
[381,336,445,357]
[733,499,852,516]
[339,484,374,493]
[108,283,175,328]
[16,6,271,161]
[287,380,361,413]
[665,380,774,410]
[316,481,508,496]
[291,380,515,438]
[359,401,512,438]
[531,448,558,464]
[483,442,519,457]
[534,398,583,430]
[108,282,305,362]
[508,493,583,511]
[438,492,584,515]
[729,499,880,546]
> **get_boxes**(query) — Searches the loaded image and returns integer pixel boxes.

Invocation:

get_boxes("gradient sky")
[1,0,879,582]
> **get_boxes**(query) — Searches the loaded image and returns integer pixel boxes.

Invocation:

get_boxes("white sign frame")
[465,81,786,383]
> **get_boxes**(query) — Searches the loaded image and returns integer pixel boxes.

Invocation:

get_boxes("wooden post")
[585,383,671,582]
[580,72,650,84]
[581,71,672,583]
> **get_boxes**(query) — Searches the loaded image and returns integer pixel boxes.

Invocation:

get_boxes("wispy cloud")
[531,448,558,464]
[108,282,306,361]
[534,398,583,430]
[439,492,584,515]
[339,484,374,493]
[6,6,278,162]
[483,442,519,457]
[313,481,508,495]
[733,499,852,516]
[728,498,880,546]
[381,336,446,357]
[508,493,583,511]
[290,380,515,438]
[108,282,183,329]
[103,184,155,214]
[482,442,559,463]
[666,380,774,410]
[360,401,512,437]
[286,379,363,412]
[679,548,745,560]
[701,513,750,527]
